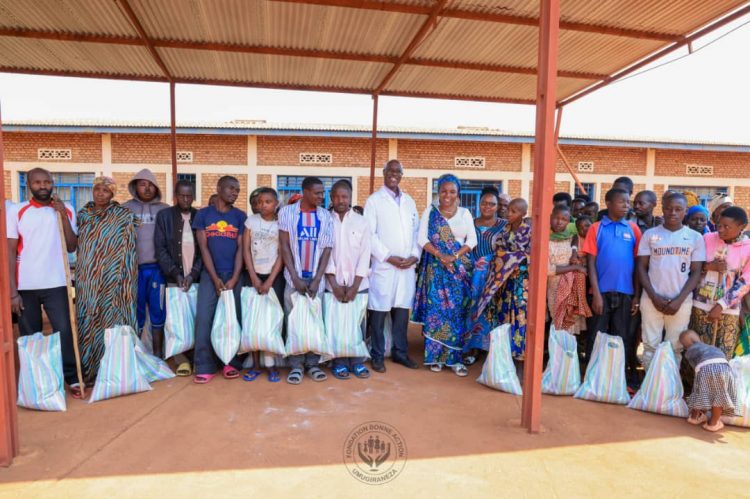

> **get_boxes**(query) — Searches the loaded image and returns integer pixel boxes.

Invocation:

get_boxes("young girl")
[680,330,740,432]
[242,187,285,382]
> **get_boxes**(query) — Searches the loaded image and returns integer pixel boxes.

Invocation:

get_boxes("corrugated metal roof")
[0,0,748,103]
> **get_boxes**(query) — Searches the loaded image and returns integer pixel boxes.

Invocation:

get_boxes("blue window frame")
[574,182,596,203]
[19,172,95,212]
[277,176,352,208]
[669,185,728,208]
[431,179,502,217]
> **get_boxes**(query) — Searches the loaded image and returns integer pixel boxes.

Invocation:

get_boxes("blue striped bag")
[628,341,688,417]
[285,293,332,360]
[324,293,369,359]
[164,285,198,359]
[240,287,286,355]
[542,326,581,395]
[17,332,66,412]
[476,324,522,395]
[726,355,750,427]
[211,290,242,365]
[89,326,152,403]
[130,327,175,383]
[574,331,630,405]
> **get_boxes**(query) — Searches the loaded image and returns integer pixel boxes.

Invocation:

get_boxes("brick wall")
[655,150,749,178]
[5,132,102,162]
[507,180,522,199]
[257,136,388,167]
[257,174,272,189]
[734,187,750,212]
[357,176,383,208]
[531,144,647,175]
[111,171,168,204]
[112,134,247,164]
[555,181,570,195]
[398,139,522,172]
[200,173,248,211]
[4,170,11,201]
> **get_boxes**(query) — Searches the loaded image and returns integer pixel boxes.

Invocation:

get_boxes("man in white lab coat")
[364,160,421,372]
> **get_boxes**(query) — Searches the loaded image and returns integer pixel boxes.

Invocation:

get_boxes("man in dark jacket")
[154,180,201,374]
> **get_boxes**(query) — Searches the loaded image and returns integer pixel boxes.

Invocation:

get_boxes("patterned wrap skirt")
[687,363,741,416]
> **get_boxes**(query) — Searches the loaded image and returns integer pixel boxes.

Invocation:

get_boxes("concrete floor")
[1,330,749,498]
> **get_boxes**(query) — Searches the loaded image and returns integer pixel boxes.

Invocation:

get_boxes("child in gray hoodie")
[123,168,170,357]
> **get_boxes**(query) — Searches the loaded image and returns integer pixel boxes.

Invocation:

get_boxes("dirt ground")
[0,328,748,498]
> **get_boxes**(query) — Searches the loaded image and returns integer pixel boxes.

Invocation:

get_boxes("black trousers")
[368,307,409,362]
[587,291,637,380]
[18,287,78,385]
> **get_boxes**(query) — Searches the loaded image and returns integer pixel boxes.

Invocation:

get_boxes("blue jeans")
[137,263,166,330]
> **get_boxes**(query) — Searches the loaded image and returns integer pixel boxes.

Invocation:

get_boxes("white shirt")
[6,199,77,290]
[417,205,478,249]
[637,225,706,299]
[325,210,371,292]
[245,213,280,275]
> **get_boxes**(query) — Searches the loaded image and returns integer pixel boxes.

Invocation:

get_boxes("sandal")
[687,412,707,425]
[222,366,240,379]
[69,383,85,399]
[331,365,350,380]
[243,369,262,382]
[430,364,443,373]
[452,364,469,377]
[267,369,281,383]
[193,374,215,384]
[352,363,370,379]
[287,368,304,385]
[307,366,328,382]
[463,355,477,366]
[176,362,192,377]
[703,420,725,432]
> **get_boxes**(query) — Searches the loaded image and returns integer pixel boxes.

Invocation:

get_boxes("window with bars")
[454,156,485,169]
[277,175,351,208]
[37,149,72,160]
[669,185,728,208]
[299,153,333,165]
[19,172,95,212]
[574,183,595,202]
[431,179,502,217]
[176,173,196,190]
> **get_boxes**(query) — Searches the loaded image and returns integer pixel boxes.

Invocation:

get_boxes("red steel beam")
[558,3,750,107]
[114,0,173,81]
[0,102,20,467]
[170,81,178,189]
[522,0,560,434]
[374,0,449,94]
[270,0,680,41]
[369,94,379,194]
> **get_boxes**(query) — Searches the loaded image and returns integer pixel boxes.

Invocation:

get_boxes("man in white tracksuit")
[364,160,421,373]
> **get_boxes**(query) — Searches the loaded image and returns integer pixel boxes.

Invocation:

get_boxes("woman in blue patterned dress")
[412,174,477,376]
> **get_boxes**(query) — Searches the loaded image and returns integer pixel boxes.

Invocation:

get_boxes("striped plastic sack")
[130,327,175,383]
[542,326,581,396]
[285,293,332,359]
[164,285,198,358]
[324,293,370,359]
[240,287,285,355]
[211,290,242,365]
[140,316,153,355]
[476,324,522,395]
[628,341,688,417]
[574,332,630,405]
[16,332,66,412]
[725,355,750,427]
[89,326,152,403]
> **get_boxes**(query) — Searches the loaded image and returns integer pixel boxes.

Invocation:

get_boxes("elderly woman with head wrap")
[75,177,139,381]
[707,194,733,232]
[412,174,477,376]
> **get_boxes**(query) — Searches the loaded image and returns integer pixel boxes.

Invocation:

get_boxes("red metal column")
[521,0,560,433]
[170,81,178,189]
[0,102,20,466]
[369,94,379,194]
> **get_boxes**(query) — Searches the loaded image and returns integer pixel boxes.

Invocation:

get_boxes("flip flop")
[331,365,350,380]
[307,366,328,382]
[287,368,304,385]
[352,363,370,379]
[193,374,215,384]
[430,364,443,373]
[243,369,262,382]
[703,420,725,432]
[268,369,281,383]
[223,366,240,379]
[176,362,192,377]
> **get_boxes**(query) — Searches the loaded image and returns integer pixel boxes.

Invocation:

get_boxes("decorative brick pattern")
[655,150,749,178]
[5,132,101,162]
[398,140,521,171]
[532,144,647,175]
[257,136,388,167]
[113,134,246,165]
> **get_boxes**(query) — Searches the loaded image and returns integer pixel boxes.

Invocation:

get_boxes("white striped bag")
[285,293,332,359]
[476,324,522,395]
[324,293,370,359]
[574,332,629,405]
[726,355,750,427]
[164,285,198,359]
[628,341,688,417]
[89,326,152,403]
[16,332,66,412]
[239,287,285,355]
[130,328,175,383]
[542,326,581,396]
[210,290,242,365]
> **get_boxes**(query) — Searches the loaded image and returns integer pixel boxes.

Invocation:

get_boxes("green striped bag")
[726,355,750,428]
[323,293,369,359]
[211,290,242,365]
[17,332,66,412]
[542,326,581,396]
[574,332,630,405]
[628,341,688,417]
[285,293,332,360]
[131,327,175,383]
[476,324,522,395]
[239,287,285,355]
[89,326,152,403]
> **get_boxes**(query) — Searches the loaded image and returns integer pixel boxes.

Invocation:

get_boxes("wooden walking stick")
[56,209,85,397]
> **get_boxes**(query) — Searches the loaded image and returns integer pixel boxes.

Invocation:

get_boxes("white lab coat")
[364,186,421,311]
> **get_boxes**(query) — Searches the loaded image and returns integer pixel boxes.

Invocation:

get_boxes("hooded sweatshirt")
[123,169,170,265]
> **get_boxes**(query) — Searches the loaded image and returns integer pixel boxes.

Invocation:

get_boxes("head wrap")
[436,174,461,194]
[708,194,733,216]
[93,176,117,195]
[687,204,709,220]
[682,190,700,208]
